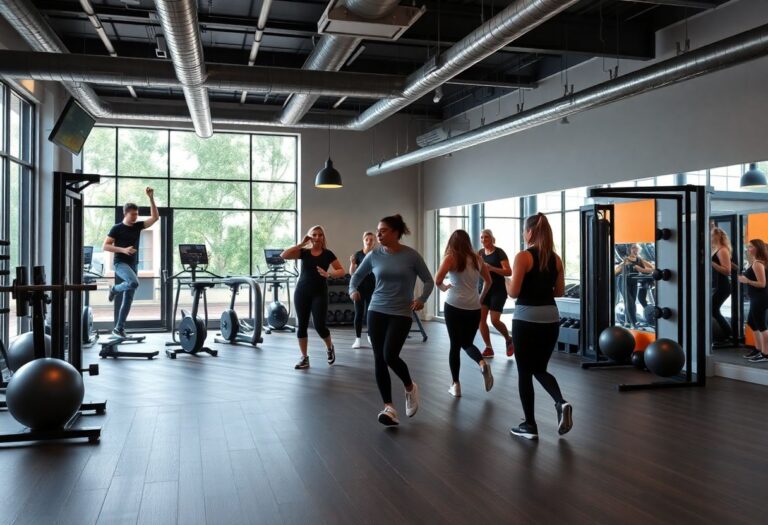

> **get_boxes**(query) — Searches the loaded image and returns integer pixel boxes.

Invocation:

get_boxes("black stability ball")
[268,303,289,329]
[6,332,52,373]
[598,325,636,362]
[644,338,685,377]
[6,358,85,430]
[631,351,646,371]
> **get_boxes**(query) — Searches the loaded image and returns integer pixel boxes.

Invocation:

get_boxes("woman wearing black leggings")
[711,227,733,343]
[435,229,493,397]
[349,231,376,349]
[349,214,434,426]
[738,239,768,362]
[506,213,573,440]
[281,225,345,369]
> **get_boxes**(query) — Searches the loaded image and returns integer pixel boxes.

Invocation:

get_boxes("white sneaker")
[481,362,494,392]
[448,382,461,397]
[377,406,400,426]
[352,337,362,349]
[405,383,419,417]
[367,335,372,345]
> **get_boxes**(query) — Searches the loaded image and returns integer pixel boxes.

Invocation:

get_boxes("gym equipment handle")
[0,283,97,294]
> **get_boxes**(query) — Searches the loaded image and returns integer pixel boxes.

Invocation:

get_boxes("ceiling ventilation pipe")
[366,23,768,176]
[0,50,407,99]
[278,0,402,125]
[347,0,578,131]
[240,0,273,103]
[154,0,213,137]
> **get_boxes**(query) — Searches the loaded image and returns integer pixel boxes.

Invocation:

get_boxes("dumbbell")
[343,310,354,322]
[656,228,672,241]
[652,269,672,281]
[334,310,344,322]
[329,291,337,303]
[327,310,336,324]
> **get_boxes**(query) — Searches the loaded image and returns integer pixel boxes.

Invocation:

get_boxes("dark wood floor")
[1,323,766,524]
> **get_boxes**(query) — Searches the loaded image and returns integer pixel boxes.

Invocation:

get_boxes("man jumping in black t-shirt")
[102,187,159,338]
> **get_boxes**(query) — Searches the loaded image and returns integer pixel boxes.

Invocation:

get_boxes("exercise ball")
[6,358,84,430]
[631,351,646,371]
[6,332,52,373]
[598,325,635,362]
[644,338,685,377]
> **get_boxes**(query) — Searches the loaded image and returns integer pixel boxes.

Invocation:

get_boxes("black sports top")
[712,250,730,289]
[297,248,337,290]
[516,247,558,307]
[479,247,508,295]
[353,250,375,290]
[743,264,768,302]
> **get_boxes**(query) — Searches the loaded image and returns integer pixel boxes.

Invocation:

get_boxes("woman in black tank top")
[710,228,733,343]
[738,239,768,362]
[505,213,572,440]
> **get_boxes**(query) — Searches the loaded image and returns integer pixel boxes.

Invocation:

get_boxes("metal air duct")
[366,23,768,176]
[154,0,212,137]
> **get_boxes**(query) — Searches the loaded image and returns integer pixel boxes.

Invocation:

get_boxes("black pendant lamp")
[315,124,342,189]
[740,162,767,189]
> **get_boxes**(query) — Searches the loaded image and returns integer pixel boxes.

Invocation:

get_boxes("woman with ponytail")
[505,213,573,440]
[738,239,768,362]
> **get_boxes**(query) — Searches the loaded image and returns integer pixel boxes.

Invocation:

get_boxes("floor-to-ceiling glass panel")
[170,180,248,209]
[83,127,116,175]
[118,177,168,207]
[118,128,168,178]
[83,207,119,323]
[252,135,297,181]
[171,131,250,179]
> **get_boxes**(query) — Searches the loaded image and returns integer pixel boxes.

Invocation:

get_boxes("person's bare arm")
[143,187,160,228]
[712,249,732,276]
[317,259,345,279]
[281,235,311,260]
[435,254,454,292]
[479,257,492,302]
[102,236,134,256]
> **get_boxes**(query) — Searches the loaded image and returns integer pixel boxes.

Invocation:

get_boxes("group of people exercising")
[277,213,572,438]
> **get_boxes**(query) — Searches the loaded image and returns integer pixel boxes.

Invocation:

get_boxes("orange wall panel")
[614,200,655,244]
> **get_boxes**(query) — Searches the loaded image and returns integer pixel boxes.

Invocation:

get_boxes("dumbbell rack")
[0,239,9,406]
[327,275,354,326]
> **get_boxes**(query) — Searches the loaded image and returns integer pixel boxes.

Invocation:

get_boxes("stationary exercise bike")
[261,249,297,334]
[165,244,219,358]
[215,277,263,347]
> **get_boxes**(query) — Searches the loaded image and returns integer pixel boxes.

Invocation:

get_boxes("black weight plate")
[220,310,239,341]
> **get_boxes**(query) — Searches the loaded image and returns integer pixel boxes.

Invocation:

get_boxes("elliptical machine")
[165,244,220,358]
[260,249,297,334]
[215,277,263,347]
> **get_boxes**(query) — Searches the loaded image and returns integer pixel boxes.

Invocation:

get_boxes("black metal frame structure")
[580,185,707,391]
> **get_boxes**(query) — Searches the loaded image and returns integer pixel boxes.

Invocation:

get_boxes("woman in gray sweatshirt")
[350,214,434,426]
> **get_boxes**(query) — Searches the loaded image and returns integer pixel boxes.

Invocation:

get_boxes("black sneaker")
[111,328,126,339]
[327,345,336,365]
[748,353,768,363]
[743,349,761,359]
[108,286,117,303]
[510,421,538,440]
[294,356,310,369]
[556,402,573,435]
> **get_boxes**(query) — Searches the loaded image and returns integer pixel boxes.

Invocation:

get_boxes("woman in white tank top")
[435,230,494,397]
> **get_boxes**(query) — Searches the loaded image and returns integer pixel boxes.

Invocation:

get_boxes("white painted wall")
[420,0,768,210]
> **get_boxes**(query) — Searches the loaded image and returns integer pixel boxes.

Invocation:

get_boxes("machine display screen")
[264,249,285,266]
[83,246,93,266]
[179,244,208,266]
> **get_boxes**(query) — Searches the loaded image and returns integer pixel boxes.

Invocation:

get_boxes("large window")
[81,127,298,324]
[1,83,35,349]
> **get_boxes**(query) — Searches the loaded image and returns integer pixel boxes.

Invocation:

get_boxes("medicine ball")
[268,302,289,329]
[6,358,84,430]
[6,332,52,373]
[598,325,635,363]
[644,338,685,377]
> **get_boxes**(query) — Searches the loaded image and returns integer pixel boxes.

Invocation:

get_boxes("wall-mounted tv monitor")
[179,244,209,266]
[47,98,95,155]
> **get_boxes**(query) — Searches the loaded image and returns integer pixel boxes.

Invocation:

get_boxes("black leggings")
[368,310,413,404]
[712,279,732,339]
[354,283,374,337]
[511,320,564,426]
[444,303,483,382]
[294,284,330,339]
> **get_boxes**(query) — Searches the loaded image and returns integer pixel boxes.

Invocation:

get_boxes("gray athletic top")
[349,245,434,318]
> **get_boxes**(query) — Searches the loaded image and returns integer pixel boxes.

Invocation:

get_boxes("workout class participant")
[349,231,376,349]
[738,239,768,362]
[506,213,573,440]
[614,243,654,328]
[103,187,159,338]
[711,227,733,344]
[435,229,493,397]
[281,225,345,369]
[477,229,514,358]
[350,214,434,426]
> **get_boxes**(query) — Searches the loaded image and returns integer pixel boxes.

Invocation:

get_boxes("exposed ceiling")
[26,0,726,124]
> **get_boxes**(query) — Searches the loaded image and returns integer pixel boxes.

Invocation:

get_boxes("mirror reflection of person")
[103,187,159,338]
[710,227,733,344]
[614,243,654,328]
[738,239,768,362]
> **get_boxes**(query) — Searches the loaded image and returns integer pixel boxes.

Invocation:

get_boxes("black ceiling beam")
[618,0,717,9]
[38,1,653,60]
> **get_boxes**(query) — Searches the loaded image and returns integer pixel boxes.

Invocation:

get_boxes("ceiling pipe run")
[278,0,402,125]
[347,0,579,131]
[0,50,407,98]
[154,0,212,137]
[366,23,768,176]
[240,0,273,103]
